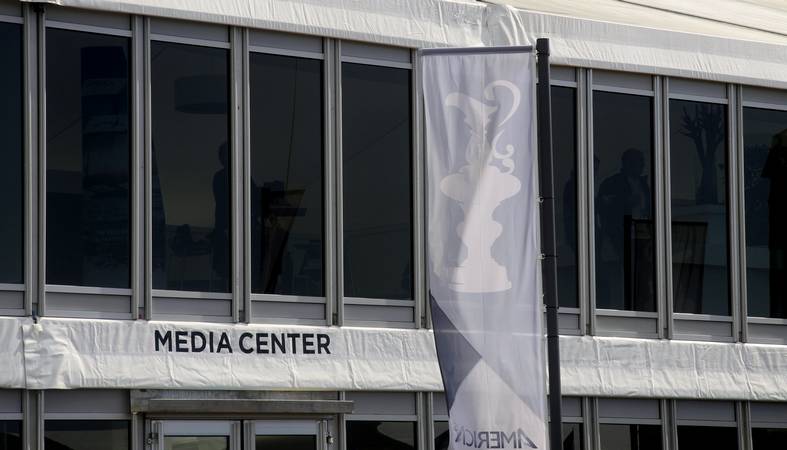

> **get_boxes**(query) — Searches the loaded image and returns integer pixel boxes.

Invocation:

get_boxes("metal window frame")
[664,78,738,342]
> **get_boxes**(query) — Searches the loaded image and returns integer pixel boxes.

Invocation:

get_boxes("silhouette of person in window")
[763,128,787,318]
[596,148,652,310]
[211,142,230,291]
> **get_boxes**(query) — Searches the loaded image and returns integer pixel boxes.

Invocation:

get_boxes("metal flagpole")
[536,38,563,450]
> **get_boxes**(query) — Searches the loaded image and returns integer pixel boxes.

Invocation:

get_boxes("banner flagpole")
[536,38,563,449]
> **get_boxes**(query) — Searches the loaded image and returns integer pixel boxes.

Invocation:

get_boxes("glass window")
[434,421,448,450]
[46,28,131,288]
[341,63,412,300]
[346,421,416,450]
[0,22,24,284]
[553,86,579,308]
[677,426,736,450]
[599,424,661,450]
[255,435,315,450]
[45,420,129,450]
[0,421,21,450]
[164,436,228,450]
[562,423,583,450]
[669,100,730,315]
[593,91,655,311]
[151,41,230,293]
[743,107,787,318]
[752,428,787,450]
[249,53,323,297]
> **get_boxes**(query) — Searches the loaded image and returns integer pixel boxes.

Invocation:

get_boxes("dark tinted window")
[0,421,21,450]
[346,421,416,450]
[752,428,787,450]
[0,22,24,284]
[434,421,448,450]
[255,435,316,450]
[677,426,736,450]
[342,63,412,300]
[593,91,655,311]
[553,86,578,308]
[599,424,662,450]
[45,420,129,450]
[562,423,583,450]
[669,100,729,315]
[743,107,787,318]
[151,41,230,293]
[250,53,323,296]
[46,28,130,288]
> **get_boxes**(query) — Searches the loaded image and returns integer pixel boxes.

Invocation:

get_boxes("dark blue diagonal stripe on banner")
[429,292,482,411]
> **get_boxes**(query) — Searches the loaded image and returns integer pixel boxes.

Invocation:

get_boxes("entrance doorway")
[150,420,327,450]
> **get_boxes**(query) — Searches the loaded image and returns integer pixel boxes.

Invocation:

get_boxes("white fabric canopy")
[4,316,787,401]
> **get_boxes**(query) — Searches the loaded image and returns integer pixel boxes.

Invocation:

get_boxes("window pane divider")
[248,44,323,60]
[250,294,326,304]
[45,285,132,296]
[44,20,131,37]
[151,289,232,300]
[149,33,229,49]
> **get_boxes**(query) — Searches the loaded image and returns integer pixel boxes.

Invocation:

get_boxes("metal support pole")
[536,38,563,450]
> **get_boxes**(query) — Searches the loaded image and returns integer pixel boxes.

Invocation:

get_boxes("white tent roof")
[22,0,787,90]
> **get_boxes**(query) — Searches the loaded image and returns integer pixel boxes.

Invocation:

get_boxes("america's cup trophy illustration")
[440,80,522,293]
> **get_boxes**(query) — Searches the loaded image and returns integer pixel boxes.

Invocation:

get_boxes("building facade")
[1,0,787,449]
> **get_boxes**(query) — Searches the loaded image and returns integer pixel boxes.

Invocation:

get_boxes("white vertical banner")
[422,48,546,449]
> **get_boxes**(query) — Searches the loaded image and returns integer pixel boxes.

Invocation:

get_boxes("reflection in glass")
[752,428,787,449]
[599,424,662,450]
[46,28,131,288]
[45,420,129,450]
[593,91,655,311]
[743,107,787,318]
[255,435,316,450]
[0,421,21,450]
[0,22,23,284]
[346,421,416,450]
[164,436,228,450]
[342,63,412,300]
[670,100,729,315]
[434,421,448,450]
[553,86,578,308]
[250,53,324,296]
[151,41,230,292]
[677,426,737,450]
[562,423,583,450]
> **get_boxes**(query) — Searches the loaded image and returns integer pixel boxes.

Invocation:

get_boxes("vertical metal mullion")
[37,391,45,450]
[660,399,671,450]
[143,17,153,320]
[589,398,601,450]
[334,40,345,326]
[131,16,144,319]
[734,85,749,342]
[582,397,594,450]
[662,77,675,339]
[741,401,753,450]
[668,399,679,450]
[36,5,46,316]
[242,29,252,323]
[338,391,348,450]
[735,401,747,450]
[576,67,590,335]
[415,392,426,450]
[324,38,337,326]
[727,84,742,340]
[131,412,143,450]
[585,69,597,335]
[230,27,243,323]
[22,390,39,450]
[411,49,425,328]
[653,76,666,339]
[424,393,435,450]
[23,3,38,317]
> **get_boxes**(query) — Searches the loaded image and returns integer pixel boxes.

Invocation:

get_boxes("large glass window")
[45,420,129,450]
[752,428,787,449]
[553,86,579,308]
[434,421,448,450]
[593,91,656,311]
[562,423,583,450]
[341,63,412,300]
[599,424,661,450]
[46,28,131,288]
[346,421,416,450]
[250,53,323,297]
[677,426,736,450]
[151,41,230,293]
[743,107,787,318]
[0,22,24,285]
[669,99,729,315]
[0,421,21,450]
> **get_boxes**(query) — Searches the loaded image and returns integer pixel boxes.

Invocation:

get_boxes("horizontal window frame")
[44,19,131,37]
[149,33,230,49]
[0,14,23,24]
[248,44,323,60]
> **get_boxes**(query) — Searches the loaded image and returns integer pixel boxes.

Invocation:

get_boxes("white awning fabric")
[4,316,787,401]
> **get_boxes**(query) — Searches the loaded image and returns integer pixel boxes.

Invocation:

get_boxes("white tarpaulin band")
[2,316,787,399]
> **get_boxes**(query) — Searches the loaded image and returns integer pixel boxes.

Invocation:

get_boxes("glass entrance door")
[246,421,323,450]
[153,421,241,450]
